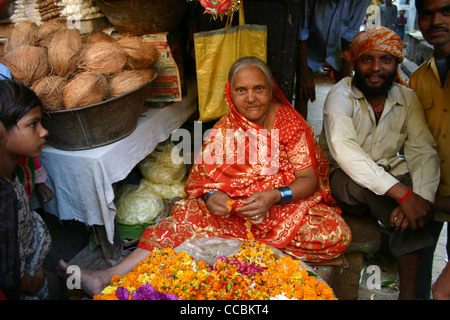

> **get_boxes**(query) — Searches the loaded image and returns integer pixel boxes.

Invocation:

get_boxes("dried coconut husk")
[3,45,49,85]
[5,21,38,52]
[48,28,84,78]
[109,69,156,97]
[31,75,66,111]
[84,31,114,45]
[62,71,108,109]
[81,42,127,75]
[116,35,159,70]
[136,68,157,81]
[37,20,67,50]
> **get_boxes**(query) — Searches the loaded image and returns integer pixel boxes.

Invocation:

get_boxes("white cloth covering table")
[38,82,197,245]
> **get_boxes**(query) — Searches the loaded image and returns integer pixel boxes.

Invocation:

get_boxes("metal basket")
[96,0,187,36]
[42,79,154,151]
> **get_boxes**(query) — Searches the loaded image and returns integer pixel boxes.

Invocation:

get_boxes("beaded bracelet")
[276,187,293,204]
[396,187,412,204]
[205,190,218,202]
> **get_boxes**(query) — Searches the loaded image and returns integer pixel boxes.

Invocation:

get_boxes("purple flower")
[130,284,181,300]
[116,287,130,300]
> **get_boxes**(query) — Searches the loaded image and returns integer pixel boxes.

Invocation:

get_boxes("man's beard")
[352,66,397,98]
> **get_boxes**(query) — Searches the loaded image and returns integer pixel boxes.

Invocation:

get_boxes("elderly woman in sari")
[59,56,351,297]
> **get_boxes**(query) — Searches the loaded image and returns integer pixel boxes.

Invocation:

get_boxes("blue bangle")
[276,187,293,204]
[205,190,218,201]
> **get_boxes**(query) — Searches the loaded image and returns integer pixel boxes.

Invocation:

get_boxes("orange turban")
[343,26,408,87]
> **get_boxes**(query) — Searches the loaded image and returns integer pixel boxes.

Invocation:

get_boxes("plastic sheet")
[175,237,326,284]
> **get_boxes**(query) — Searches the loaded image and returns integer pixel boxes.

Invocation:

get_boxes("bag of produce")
[116,186,164,225]
[114,183,139,208]
[138,141,186,184]
[137,178,187,200]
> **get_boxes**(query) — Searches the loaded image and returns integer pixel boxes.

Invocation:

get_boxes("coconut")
[48,28,84,78]
[116,35,159,70]
[3,45,49,85]
[84,31,114,45]
[62,71,108,109]
[136,68,157,81]
[81,42,127,75]
[31,75,66,111]
[109,69,156,97]
[5,21,38,52]
[37,20,68,49]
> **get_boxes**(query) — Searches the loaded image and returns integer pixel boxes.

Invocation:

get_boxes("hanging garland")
[197,0,241,19]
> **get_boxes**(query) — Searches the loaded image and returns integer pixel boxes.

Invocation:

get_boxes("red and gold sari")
[138,81,351,262]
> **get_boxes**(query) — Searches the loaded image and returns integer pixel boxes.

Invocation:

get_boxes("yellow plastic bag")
[194,1,267,121]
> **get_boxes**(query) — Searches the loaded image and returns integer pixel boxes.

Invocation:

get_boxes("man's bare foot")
[58,259,111,297]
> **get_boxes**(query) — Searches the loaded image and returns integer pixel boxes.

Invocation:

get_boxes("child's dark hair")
[0,80,42,131]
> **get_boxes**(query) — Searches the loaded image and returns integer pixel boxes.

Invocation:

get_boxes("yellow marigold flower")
[101,285,117,295]
[226,199,234,212]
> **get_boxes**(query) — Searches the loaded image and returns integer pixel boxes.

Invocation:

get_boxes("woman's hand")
[204,191,231,217]
[236,166,318,224]
[236,190,280,224]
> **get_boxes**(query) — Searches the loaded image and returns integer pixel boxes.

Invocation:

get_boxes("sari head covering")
[342,26,409,87]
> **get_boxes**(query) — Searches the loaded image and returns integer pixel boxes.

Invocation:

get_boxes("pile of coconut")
[1,21,158,111]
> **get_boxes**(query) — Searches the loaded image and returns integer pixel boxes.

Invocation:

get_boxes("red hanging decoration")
[198,0,233,15]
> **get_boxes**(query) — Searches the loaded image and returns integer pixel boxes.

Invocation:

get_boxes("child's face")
[6,106,48,159]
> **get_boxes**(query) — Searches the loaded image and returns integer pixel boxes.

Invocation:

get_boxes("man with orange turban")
[320,26,441,299]
[342,25,409,87]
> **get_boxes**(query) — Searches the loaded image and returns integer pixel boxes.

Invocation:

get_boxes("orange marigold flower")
[226,199,234,212]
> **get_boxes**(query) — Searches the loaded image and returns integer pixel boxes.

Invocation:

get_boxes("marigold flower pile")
[94,221,336,300]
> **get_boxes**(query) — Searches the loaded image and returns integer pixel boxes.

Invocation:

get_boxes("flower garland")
[94,221,336,300]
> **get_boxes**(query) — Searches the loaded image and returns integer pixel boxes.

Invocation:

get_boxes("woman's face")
[230,65,272,127]
[5,106,48,160]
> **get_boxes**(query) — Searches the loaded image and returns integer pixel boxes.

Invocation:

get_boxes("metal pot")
[42,79,154,151]
[97,0,188,35]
